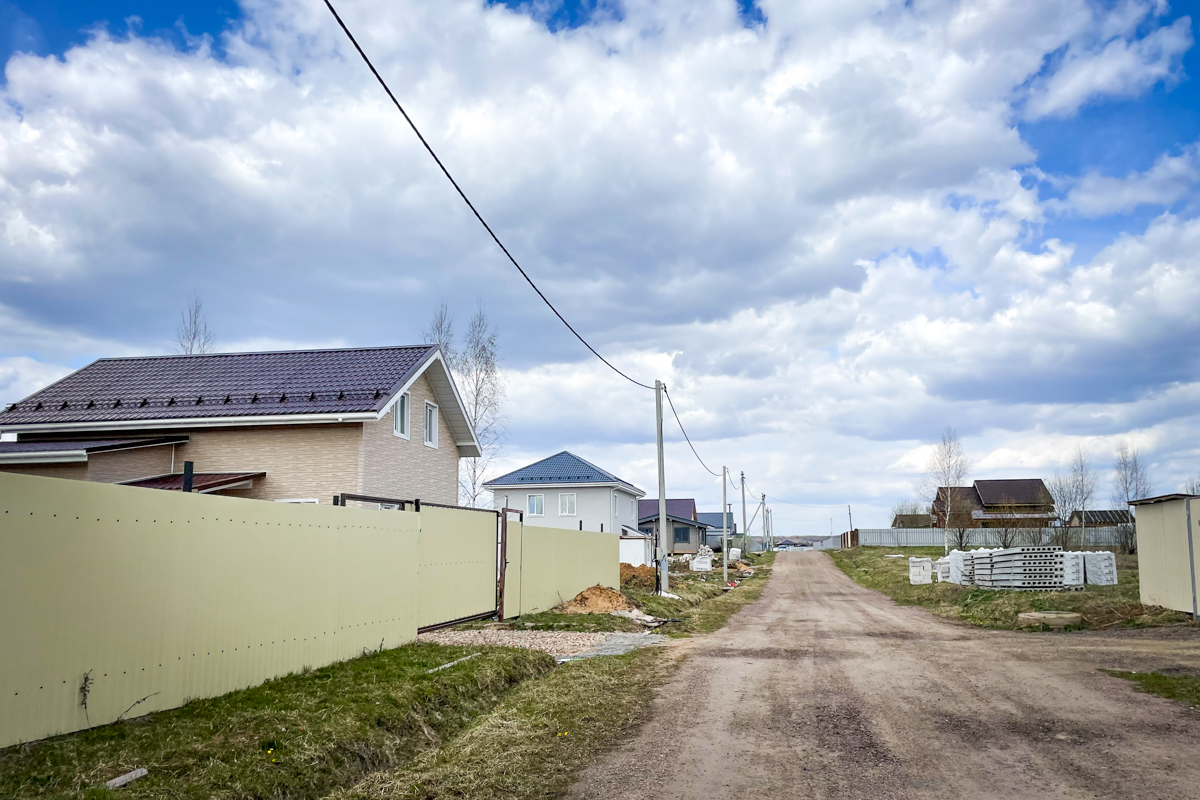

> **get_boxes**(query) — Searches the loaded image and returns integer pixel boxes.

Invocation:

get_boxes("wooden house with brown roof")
[933,479,1055,529]
[0,346,480,505]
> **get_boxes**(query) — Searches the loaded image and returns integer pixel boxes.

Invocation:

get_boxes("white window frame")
[560,493,577,516]
[392,393,410,439]
[424,401,439,448]
[528,494,545,516]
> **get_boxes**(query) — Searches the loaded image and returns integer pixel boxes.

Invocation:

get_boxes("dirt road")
[569,551,1200,800]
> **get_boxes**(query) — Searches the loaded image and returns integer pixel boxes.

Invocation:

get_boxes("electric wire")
[662,386,720,477]
[322,0,654,391]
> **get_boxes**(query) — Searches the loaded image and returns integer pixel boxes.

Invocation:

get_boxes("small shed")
[1131,494,1200,617]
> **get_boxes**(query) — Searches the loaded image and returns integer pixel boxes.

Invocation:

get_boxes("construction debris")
[555,585,634,614]
[908,557,933,584]
[691,545,714,572]
[620,563,657,591]
[1018,610,1082,628]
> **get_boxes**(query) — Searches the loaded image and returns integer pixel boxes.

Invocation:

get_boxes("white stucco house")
[484,452,649,561]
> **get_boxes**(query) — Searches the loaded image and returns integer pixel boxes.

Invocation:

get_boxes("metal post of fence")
[1187,499,1198,623]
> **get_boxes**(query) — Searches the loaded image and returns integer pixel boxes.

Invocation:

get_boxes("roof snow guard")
[484,451,644,496]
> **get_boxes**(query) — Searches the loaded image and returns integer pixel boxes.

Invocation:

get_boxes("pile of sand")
[620,563,657,591]
[555,585,635,614]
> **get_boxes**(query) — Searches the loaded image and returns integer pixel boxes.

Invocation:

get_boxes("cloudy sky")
[2,0,1199,533]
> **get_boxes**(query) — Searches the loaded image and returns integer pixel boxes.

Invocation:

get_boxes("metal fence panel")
[516,526,619,615]
[855,527,1129,548]
[1134,500,1196,613]
[416,505,498,629]
[502,513,523,619]
[0,471,419,749]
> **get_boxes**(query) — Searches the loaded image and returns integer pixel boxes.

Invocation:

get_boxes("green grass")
[1103,670,1200,709]
[334,647,670,800]
[830,546,1190,631]
[0,644,554,800]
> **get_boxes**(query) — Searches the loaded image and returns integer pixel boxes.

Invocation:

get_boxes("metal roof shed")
[1130,494,1200,618]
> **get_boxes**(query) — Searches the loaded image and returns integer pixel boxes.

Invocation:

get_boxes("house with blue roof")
[484,451,646,543]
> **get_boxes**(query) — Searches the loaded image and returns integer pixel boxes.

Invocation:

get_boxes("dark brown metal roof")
[124,472,266,492]
[1,346,435,426]
[973,479,1052,506]
[1067,509,1134,525]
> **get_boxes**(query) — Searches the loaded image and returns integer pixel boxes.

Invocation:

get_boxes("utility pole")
[722,466,729,584]
[740,472,747,556]
[847,504,854,534]
[655,380,669,595]
[760,494,766,552]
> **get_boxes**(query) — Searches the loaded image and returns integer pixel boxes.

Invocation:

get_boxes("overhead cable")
[322,0,654,391]
[662,387,720,477]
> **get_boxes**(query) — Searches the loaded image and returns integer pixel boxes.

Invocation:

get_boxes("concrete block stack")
[973,546,1065,591]
[1062,551,1085,587]
[1084,552,1118,586]
[934,557,951,583]
[908,557,933,585]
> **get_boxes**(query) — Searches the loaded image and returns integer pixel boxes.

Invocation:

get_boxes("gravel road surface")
[569,551,1200,800]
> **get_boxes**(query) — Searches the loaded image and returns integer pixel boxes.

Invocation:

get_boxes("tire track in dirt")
[567,551,1200,800]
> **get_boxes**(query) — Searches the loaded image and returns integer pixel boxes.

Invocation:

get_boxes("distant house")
[933,479,1055,529]
[891,513,932,528]
[1066,509,1134,527]
[698,511,737,549]
[638,498,711,554]
[0,346,480,505]
[484,451,644,534]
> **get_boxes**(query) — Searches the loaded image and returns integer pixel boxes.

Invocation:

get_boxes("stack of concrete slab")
[974,546,1065,590]
[1084,551,1118,586]
[947,550,971,585]
[934,557,951,583]
[909,557,933,585]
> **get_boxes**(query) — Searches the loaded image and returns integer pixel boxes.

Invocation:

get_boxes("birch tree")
[176,295,215,354]
[1048,447,1097,548]
[920,427,971,552]
[423,304,505,507]
[1112,443,1151,554]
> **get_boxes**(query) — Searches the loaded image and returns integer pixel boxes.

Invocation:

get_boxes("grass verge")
[330,555,777,798]
[333,648,670,800]
[830,546,1190,631]
[1103,670,1200,709]
[0,644,553,800]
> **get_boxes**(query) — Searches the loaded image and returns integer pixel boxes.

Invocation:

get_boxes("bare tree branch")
[920,427,971,551]
[423,303,457,370]
[1112,443,1151,554]
[176,294,216,354]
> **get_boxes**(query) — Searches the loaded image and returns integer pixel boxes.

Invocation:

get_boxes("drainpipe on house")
[182,461,194,493]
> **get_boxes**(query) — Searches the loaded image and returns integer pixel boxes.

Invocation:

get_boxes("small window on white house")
[424,402,438,447]
[560,493,577,516]
[393,393,410,438]
[528,494,544,516]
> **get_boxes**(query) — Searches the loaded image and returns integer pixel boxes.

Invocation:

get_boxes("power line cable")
[322,0,654,391]
[662,387,720,477]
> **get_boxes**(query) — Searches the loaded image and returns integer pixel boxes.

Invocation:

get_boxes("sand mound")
[621,563,657,591]
[556,585,635,614]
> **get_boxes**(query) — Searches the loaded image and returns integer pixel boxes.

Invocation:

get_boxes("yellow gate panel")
[516,526,619,616]
[416,505,497,628]
[502,513,524,619]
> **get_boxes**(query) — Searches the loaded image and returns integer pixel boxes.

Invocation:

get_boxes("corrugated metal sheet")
[1136,499,1199,614]
[416,505,498,628]
[0,471,419,749]
[514,525,620,616]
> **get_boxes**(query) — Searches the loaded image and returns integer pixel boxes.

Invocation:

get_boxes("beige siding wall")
[1136,499,1199,614]
[503,523,620,617]
[359,374,459,505]
[174,424,362,503]
[0,462,88,481]
[86,444,175,483]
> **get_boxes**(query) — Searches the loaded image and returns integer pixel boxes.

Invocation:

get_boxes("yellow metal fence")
[0,475,619,747]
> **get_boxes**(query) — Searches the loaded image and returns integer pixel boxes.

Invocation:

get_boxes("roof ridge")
[94,344,436,362]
